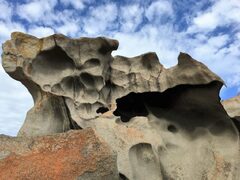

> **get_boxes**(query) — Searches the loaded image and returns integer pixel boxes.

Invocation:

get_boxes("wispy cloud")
[59,0,88,10]
[0,0,240,135]
[17,0,58,22]
[119,4,144,32]
[0,0,12,21]
[145,0,173,22]
[28,26,55,37]
[83,3,118,35]
[0,66,33,136]
[187,0,240,33]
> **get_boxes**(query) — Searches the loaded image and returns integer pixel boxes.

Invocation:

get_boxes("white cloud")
[28,26,55,37]
[188,35,240,88]
[188,0,240,33]
[17,0,57,22]
[191,34,229,57]
[208,34,229,48]
[83,3,118,35]
[57,22,79,36]
[0,0,12,21]
[119,4,144,32]
[59,0,93,10]
[236,32,240,40]
[0,21,26,41]
[44,10,80,28]
[0,67,33,136]
[145,0,173,22]
[112,24,180,67]
[193,12,219,30]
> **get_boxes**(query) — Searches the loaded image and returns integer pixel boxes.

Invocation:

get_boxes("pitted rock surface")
[1,32,240,180]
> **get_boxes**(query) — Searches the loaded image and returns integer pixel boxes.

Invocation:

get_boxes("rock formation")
[1,32,239,179]
[222,95,240,132]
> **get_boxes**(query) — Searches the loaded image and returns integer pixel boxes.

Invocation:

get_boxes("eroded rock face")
[0,128,118,180]
[2,32,240,180]
[222,95,240,132]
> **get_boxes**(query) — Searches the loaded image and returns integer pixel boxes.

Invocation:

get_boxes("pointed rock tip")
[142,52,160,64]
[143,52,158,59]
[178,52,193,65]
[101,37,119,51]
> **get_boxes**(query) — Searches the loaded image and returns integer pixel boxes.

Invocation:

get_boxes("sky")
[0,0,240,136]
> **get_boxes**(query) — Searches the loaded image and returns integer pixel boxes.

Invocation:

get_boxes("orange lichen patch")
[0,129,116,180]
[211,152,225,180]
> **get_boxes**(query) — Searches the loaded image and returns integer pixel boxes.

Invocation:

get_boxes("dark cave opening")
[113,81,222,123]
[113,90,176,122]
[167,124,178,133]
[119,173,129,180]
[96,107,109,114]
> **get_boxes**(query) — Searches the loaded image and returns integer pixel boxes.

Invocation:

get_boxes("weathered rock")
[222,95,240,131]
[2,32,240,179]
[0,128,118,180]
[221,96,240,179]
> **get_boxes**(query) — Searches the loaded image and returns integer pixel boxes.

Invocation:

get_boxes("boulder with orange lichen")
[0,128,118,180]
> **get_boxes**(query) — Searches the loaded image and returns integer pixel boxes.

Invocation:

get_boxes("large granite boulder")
[1,32,239,179]
[0,128,118,180]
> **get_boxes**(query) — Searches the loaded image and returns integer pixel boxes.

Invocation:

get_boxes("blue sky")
[0,0,240,136]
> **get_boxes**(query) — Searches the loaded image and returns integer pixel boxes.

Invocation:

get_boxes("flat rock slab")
[0,128,118,180]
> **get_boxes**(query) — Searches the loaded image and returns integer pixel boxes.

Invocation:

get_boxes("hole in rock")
[96,107,109,114]
[80,73,94,88]
[129,143,161,179]
[119,173,129,180]
[79,73,104,90]
[113,81,222,125]
[83,58,100,67]
[167,124,178,133]
[32,46,75,80]
[113,91,175,122]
